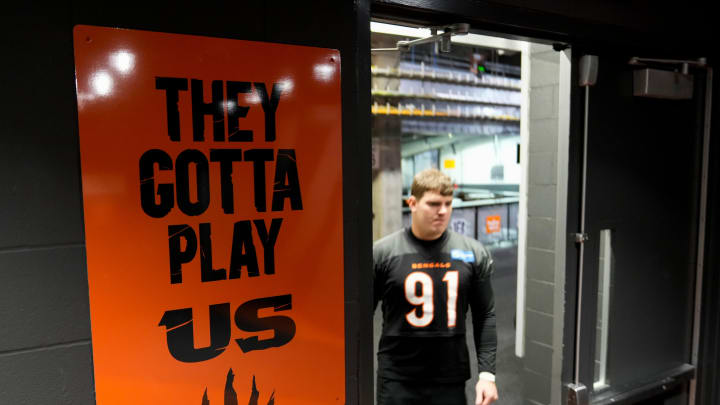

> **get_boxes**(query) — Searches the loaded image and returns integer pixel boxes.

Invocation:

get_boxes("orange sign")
[485,215,501,234]
[73,26,344,404]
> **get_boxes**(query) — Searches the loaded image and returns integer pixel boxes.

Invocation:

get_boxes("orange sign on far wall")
[73,25,344,404]
[485,215,502,234]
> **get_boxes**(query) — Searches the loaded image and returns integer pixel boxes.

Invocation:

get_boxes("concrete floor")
[373,245,523,405]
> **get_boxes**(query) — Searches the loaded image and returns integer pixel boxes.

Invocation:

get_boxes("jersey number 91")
[404,271,459,328]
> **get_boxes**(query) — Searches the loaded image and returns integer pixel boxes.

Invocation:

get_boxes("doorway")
[369,20,571,405]
[367,15,710,405]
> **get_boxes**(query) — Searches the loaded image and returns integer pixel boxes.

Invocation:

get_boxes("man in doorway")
[374,168,498,405]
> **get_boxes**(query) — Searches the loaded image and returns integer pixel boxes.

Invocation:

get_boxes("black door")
[571,52,708,405]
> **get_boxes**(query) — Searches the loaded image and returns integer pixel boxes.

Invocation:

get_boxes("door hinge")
[567,383,589,405]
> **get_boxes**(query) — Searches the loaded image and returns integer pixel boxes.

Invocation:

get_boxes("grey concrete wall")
[523,43,565,405]
[371,48,404,241]
[372,124,404,241]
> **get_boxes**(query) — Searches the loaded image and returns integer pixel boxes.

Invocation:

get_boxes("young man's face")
[408,190,453,240]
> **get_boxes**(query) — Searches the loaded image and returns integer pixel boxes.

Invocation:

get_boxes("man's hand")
[475,379,498,405]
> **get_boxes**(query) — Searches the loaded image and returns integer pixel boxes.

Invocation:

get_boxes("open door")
[567,50,711,405]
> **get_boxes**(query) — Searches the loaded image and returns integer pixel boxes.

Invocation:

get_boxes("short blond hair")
[411,169,454,199]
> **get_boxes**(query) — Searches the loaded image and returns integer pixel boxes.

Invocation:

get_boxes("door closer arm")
[372,23,470,53]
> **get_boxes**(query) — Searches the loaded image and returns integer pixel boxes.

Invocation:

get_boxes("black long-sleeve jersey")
[373,228,497,383]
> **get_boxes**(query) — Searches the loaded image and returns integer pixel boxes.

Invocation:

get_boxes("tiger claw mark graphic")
[202,368,275,405]
[248,374,275,405]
